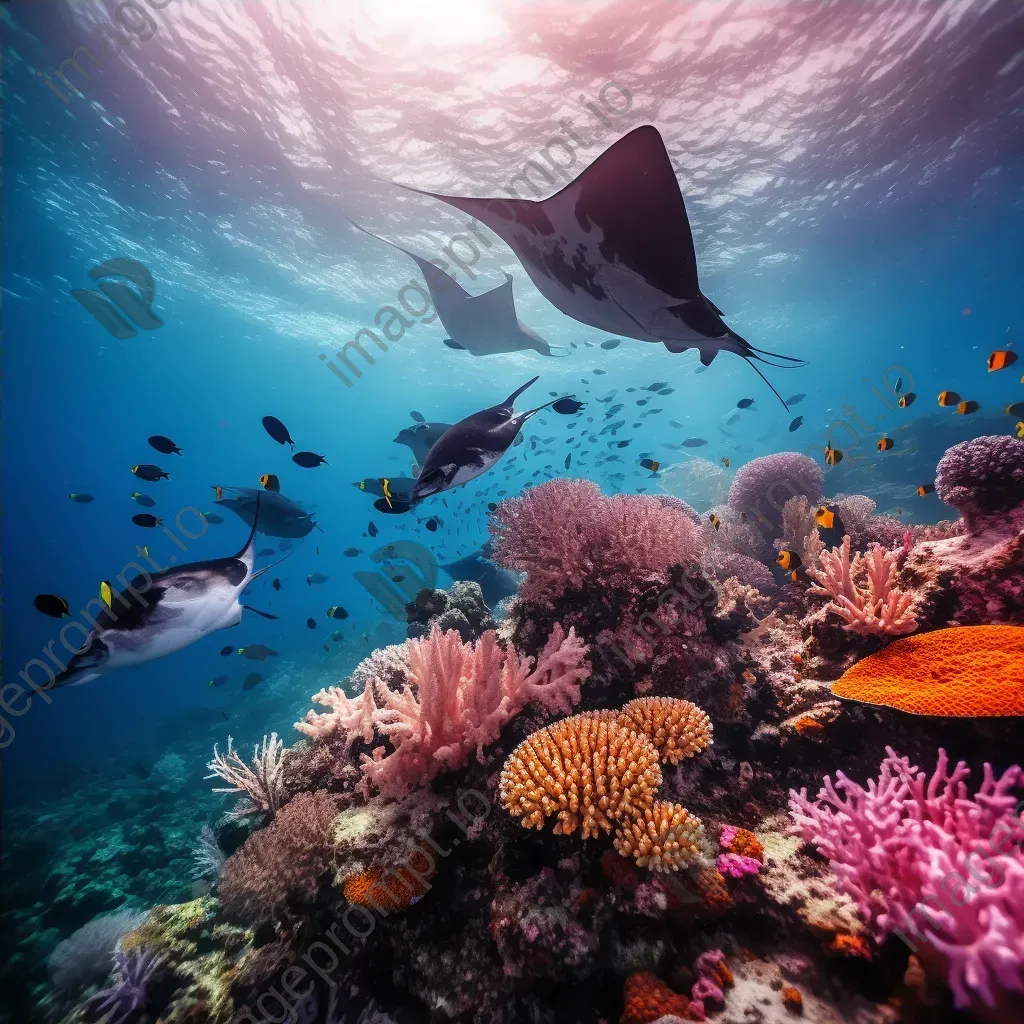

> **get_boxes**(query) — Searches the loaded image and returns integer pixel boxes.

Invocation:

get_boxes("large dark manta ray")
[381,125,806,408]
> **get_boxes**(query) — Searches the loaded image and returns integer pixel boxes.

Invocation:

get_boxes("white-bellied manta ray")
[49,495,283,689]
[347,220,566,359]
[375,377,560,512]
[379,125,806,408]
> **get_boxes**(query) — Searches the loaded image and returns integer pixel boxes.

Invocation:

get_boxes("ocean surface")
[2,1,1023,1022]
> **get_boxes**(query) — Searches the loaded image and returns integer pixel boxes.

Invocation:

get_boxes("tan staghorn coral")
[498,710,661,838]
[613,800,706,872]
[500,698,712,870]
[619,697,713,765]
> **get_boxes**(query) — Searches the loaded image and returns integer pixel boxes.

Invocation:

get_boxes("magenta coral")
[935,435,1024,533]
[727,452,824,538]
[788,747,1024,1012]
[715,853,761,878]
[689,949,729,1019]
[808,536,917,636]
[490,478,703,608]
[297,624,590,799]
[709,552,777,595]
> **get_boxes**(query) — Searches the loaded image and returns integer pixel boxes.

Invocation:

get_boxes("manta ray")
[382,125,805,407]
[347,221,564,358]
[393,421,452,465]
[50,496,282,688]
[214,486,318,538]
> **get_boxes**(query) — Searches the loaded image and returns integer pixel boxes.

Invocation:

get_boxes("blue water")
[3,0,1022,797]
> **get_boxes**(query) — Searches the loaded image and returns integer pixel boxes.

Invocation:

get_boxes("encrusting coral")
[830,624,1024,716]
[808,537,918,637]
[499,698,712,871]
[296,622,590,798]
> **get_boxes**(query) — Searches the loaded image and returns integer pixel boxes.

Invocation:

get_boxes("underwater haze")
[3,1,1024,1023]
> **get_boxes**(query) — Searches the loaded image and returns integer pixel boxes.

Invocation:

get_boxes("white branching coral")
[809,536,918,637]
[205,733,288,815]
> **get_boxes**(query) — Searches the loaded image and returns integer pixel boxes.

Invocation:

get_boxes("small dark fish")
[343,547,361,557]
[786,393,806,405]
[615,440,630,448]
[272,578,281,591]
[815,504,845,533]
[777,550,802,571]
[306,617,317,630]
[645,382,669,392]
[640,458,660,472]
[257,548,275,558]
[708,513,721,531]
[424,517,439,532]
[34,594,71,618]
[239,644,277,661]
[307,573,328,585]
[789,416,803,432]
[148,435,182,456]
[894,377,904,393]
[877,437,895,451]
[552,398,584,415]
[262,415,294,448]
[937,390,961,407]
[132,464,169,482]
[988,350,1018,372]
[1006,402,1024,418]
[917,483,936,496]
[601,338,620,349]
[956,400,980,415]
[132,513,162,528]
[209,675,230,688]
[898,393,917,408]
[658,387,674,395]
[220,645,234,656]
[130,492,156,507]
[292,451,327,468]
[324,644,330,652]
[636,398,650,407]
[242,672,263,691]
[593,369,607,375]
[259,473,281,492]
[736,398,755,409]
[410,410,426,422]
[487,502,498,512]
[565,454,572,470]
[368,522,378,538]
[202,511,224,525]
[327,606,349,619]
[69,492,95,503]
[683,438,708,447]
[824,444,843,466]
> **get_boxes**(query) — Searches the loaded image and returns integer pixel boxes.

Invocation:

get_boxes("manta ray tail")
[724,329,807,411]
[250,547,293,583]
[346,218,419,262]
[502,376,540,409]
[241,605,279,620]
[234,492,261,561]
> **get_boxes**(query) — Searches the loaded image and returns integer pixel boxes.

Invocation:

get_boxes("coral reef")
[934,435,1024,532]
[727,452,824,543]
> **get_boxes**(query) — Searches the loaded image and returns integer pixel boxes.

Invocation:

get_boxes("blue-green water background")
[3,0,1023,796]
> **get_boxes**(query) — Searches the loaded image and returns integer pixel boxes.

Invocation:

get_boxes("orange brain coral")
[621,972,690,1024]
[831,625,1024,716]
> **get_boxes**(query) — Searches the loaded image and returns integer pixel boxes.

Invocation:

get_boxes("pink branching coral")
[205,734,288,815]
[296,624,590,799]
[715,853,761,878]
[788,748,1024,1012]
[490,478,703,608]
[808,536,917,636]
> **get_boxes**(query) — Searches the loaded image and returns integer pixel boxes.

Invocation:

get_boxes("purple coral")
[84,947,161,1024]
[935,435,1024,532]
[788,747,1024,1011]
[727,452,824,540]
[709,552,778,595]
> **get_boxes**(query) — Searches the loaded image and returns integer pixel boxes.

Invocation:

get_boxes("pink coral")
[689,949,730,1019]
[708,552,777,595]
[788,747,1024,1012]
[297,624,590,799]
[490,479,703,608]
[935,435,1024,533]
[715,853,761,878]
[808,536,917,636]
[727,452,824,540]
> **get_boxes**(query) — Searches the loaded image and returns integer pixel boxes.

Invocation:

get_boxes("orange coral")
[829,932,872,958]
[831,625,1024,716]
[791,715,824,735]
[621,972,690,1024]
[721,826,763,862]
[614,800,706,872]
[499,711,660,837]
[782,985,803,1013]
[619,697,713,764]
[342,850,434,912]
